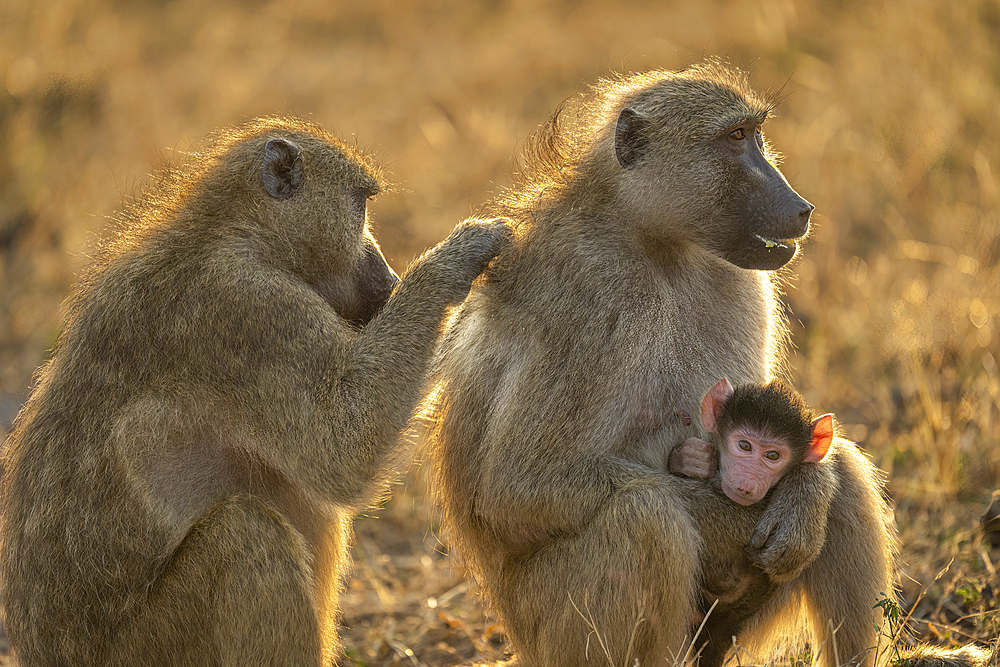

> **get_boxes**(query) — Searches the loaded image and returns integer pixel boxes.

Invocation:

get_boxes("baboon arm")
[189,271,444,510]
[474,450,669,550]
[302,299,464,506]
[746,442,838,581]
[212,219,505,509]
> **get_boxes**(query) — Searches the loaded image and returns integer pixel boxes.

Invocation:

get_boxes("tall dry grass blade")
[567,591,649,667]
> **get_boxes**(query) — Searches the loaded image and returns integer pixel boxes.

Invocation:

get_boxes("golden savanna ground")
[0,0,997,664]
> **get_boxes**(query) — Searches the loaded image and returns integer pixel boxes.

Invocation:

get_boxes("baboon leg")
[800,447,894,667]
[494,485,702,667]
[110,495,326,667]
[735,448,893,667]
[801,539,885,667]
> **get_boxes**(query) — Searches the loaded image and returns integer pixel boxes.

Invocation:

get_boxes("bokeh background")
[1,0,998,664]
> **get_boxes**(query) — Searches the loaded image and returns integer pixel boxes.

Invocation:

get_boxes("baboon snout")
[768,184,814,239]
[722,476,764,506]
[789,196,814,236]
[355,247,398,324]
[315,243,398,326]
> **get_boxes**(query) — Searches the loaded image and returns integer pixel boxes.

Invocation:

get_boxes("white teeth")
[755,235,792,249]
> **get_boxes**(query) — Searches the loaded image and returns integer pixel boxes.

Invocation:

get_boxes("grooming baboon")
[0,117,509,666]
[427,63,985,667]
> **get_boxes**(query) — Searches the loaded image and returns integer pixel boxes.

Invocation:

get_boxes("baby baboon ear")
[263,138,304,200]
[700,377,734,433]
[614,107,650,169]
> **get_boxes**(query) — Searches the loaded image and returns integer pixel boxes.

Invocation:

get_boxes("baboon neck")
[634,226,694,275]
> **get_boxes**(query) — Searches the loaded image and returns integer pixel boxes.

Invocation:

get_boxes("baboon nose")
[799,202,814,221]
[791,200,813,236]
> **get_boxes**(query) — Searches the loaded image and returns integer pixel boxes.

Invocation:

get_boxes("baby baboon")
[0,117,509,667]
[678,379,992,667]
[426,62,939,667]
[674,378,834,667]
[671,377,834,505]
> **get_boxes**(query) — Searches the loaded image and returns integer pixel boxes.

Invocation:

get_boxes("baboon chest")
[610,272,773,467]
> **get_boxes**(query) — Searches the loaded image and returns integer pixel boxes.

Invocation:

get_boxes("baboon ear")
[805,414,834,462]
[614,107,649,168]
[700,378,734,433]
[263,138,304,200]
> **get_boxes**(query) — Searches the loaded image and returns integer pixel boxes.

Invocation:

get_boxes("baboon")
[669,377,834,504]
[672,378,835,667]
[679,380,990,667]
[426,63,985,667]
[0,117,509,666]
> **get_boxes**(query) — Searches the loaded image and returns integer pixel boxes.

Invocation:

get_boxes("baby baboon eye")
[738,440,752,452]
[729,128,746,141]
[765,450,780,461]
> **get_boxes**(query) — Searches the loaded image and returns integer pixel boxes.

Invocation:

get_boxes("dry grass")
[0,0,997,664]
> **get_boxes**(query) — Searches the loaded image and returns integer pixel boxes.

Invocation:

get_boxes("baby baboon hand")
[746,500,825,582]
[668,437,717,478]
[746,458,834,581]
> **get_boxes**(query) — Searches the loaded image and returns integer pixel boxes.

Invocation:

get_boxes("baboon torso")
[3,193,354,655]
[444,219,775,478]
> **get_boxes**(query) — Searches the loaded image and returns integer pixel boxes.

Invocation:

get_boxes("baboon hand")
[449,216,513,274]
[430,217,513,303]
[746,497,825,582]
[668,437,716,478]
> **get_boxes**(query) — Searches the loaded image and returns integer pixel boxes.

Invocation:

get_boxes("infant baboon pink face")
[700,378,833,506]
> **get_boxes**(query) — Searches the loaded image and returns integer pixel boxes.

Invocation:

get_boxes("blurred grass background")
[1,0,997,664]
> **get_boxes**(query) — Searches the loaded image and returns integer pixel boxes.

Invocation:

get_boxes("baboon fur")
[0,116,508,666]
[426,63,985,667]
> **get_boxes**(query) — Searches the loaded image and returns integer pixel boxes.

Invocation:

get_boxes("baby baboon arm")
[746,447,837,581]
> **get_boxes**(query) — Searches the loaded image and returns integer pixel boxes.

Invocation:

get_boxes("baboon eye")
[729,128,746,141]
[352,186,378,216]
[765,450,780,461]
[738,440,752,452]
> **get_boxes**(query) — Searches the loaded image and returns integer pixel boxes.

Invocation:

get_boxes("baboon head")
[703,378,833,505]
[229,119,399,325]
[610,63,813,271]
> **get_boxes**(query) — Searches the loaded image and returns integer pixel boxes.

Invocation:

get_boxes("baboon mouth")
[753,235,797,250]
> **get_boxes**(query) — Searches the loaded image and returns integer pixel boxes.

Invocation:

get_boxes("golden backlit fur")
[0,116,508,666]
[420,63,980,667]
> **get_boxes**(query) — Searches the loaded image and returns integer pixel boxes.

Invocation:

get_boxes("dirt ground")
[1,0,998,664]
